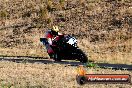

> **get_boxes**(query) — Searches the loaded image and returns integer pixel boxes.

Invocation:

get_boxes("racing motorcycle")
[40,35,88,63]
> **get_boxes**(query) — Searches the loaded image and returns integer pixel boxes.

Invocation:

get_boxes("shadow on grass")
[0,56,132,71]
[0,55,84,66]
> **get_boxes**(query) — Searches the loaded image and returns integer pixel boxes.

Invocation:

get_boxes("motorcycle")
[40,34,88,63]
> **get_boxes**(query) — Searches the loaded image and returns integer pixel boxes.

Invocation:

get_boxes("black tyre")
[76,75,86,85]
[76,49,88,63]
[53,53,62,61]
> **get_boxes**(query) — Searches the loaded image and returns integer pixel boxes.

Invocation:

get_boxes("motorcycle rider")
[40,26,88,63]
[44,25,63,60]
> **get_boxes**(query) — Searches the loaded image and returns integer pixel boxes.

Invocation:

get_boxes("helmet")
[52,26,59,32]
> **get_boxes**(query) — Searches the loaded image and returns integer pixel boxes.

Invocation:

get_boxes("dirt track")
[0,56,132,70]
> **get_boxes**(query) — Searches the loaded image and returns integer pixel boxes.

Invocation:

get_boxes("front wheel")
[75,49,88,63]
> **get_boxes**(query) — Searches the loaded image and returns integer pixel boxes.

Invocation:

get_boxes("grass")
[0,0,132,64]
[0,10,8,20]
[78,39,132,64]
[0,47,48,58]
[0,61,131,88]
[0,1,132,88]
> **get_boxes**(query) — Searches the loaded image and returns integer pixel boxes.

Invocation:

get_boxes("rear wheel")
[49,46,62,61]
[53,53,62,61]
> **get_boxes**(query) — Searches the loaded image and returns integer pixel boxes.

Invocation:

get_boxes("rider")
[44,26,63,59]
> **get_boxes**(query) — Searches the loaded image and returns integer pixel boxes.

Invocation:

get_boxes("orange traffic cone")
[77,65,86,76]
